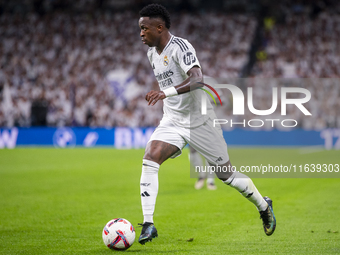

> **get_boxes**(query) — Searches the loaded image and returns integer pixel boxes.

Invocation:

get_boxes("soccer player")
[190,146,217,190]
[138,4,276,244]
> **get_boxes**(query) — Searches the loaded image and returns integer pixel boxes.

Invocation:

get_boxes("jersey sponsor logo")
[155,70,174,88]
[164,55,169,66]
[155,70,174,81]
[159,78,173,89]
[183,52,196,65]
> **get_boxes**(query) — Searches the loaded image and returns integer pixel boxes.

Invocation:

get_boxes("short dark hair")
[139,4,171,29]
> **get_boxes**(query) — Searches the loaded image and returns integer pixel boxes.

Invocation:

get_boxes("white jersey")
[147,34,213,128]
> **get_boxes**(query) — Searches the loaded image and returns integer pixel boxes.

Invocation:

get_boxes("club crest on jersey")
[164,55,169,66]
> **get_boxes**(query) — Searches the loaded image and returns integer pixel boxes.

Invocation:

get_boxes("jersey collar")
[158,34,174,55]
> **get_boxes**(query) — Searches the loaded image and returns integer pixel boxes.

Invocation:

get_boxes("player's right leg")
[139,140,179,245]
[139,117,186,245]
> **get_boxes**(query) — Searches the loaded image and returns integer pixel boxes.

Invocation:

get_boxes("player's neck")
[156,32,171,54]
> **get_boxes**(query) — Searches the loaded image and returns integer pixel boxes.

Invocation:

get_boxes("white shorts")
[148,116,230,165]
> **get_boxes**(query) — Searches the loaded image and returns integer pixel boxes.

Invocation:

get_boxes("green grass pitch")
[0,147,339,254]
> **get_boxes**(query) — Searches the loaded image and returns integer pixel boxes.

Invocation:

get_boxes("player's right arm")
[145,66,203,106]
[173,66,203,94]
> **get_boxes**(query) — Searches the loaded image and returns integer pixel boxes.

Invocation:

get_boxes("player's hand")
[145,90,166,106]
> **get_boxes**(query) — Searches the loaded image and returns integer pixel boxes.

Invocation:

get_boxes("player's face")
[139,17,160,47]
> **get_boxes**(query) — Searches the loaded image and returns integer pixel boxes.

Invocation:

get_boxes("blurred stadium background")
[0,0,339,149]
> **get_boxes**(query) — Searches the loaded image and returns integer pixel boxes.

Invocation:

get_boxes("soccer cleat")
[195,178,205,190]
[259,196,276,236]
[138,222,158,245]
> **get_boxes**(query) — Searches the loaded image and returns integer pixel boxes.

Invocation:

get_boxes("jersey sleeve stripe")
[177,38,189,50]
[173,39,184,52]
[173,38,189,52]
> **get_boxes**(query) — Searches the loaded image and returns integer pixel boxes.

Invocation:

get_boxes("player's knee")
[215,171,233,181]
[214,161,234,181]
[143,150,162,165]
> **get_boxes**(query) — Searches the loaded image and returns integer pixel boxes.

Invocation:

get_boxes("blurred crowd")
[0,1,339,129]
[253,1,340,79]
[0,9,254,128]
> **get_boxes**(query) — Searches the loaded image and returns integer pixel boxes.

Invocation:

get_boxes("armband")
[163,87,178,97]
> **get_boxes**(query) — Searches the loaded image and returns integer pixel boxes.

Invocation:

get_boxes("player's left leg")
[188,118,276,236]
[212,161,268,211]
[213,161,276,236]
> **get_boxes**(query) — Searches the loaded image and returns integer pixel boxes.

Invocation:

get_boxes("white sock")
[207,177,215,185]
[140,159,160,223]
[224,171,268,211]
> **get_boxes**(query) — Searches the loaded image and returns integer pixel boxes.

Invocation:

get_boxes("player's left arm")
[145,66,203,106]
